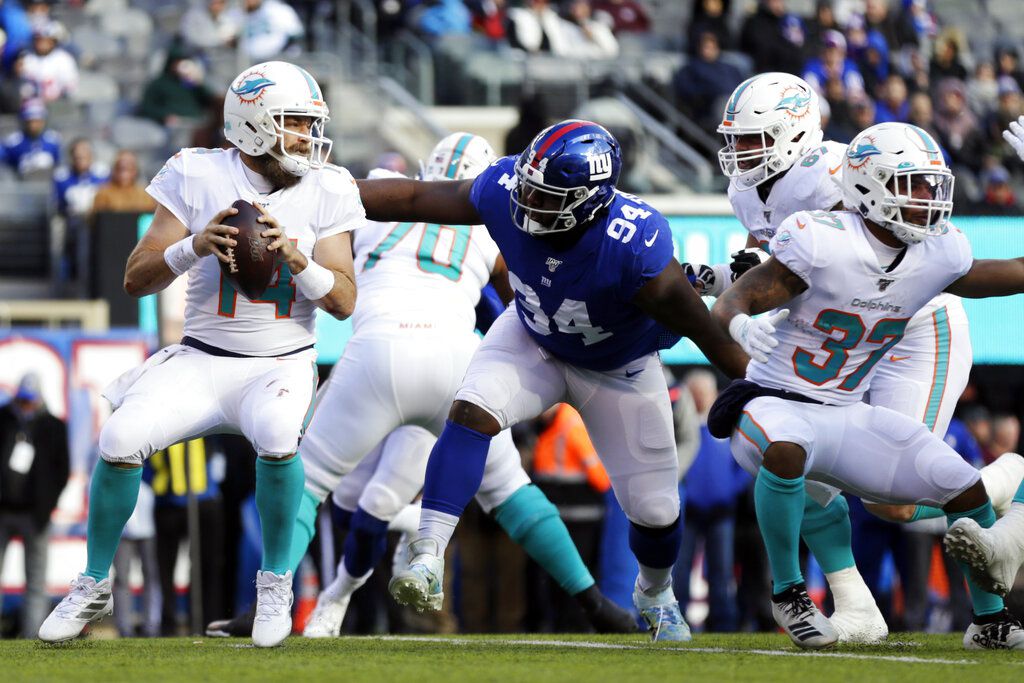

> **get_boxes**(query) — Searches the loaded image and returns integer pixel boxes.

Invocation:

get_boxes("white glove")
[1002,115,1024,162]
[728,309,789,363]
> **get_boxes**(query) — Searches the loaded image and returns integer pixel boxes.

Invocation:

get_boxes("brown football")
[219,199,275,301]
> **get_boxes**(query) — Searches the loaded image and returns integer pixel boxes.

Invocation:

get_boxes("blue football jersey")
[469,156,679,370]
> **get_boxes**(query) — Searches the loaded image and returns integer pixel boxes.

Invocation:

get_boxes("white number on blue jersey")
[509,272,612,345]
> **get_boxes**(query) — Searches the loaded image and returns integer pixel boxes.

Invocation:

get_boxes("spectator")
[591,0,650,34]
[239,0,304,62]
[23,0,65,43]
[180,0,242,53]
[0,373,70,639]
[112,482,160,638]
[0,98,59,178]
[995,44,1024,93]
[847,20,889,97]
[803,29,865,98]
[673,30,743,131]
[504,91,551,155]
[895,0,937,48]
[804,0,839,53]
[673,370,748,632]
[849,94,877,135]
[529,403,610,631]
[967,62,999,119]
[0,49,40,114]
[933,78,986,171]
[409,0,472,39]
[375,151,408,175]
[863,0,899,50]
[20,20,76,102]
[562,0,618,59]
[972,165,1019,216]
[739,0,805,75]
[90,150,157,214]
[929,27,968,83]
[0,0,32,69]
[507,0,572,55]
[962,405,996,463]
[895,42,930,95]
[137,44,216,127]
[54,138,107,219]
[991,414,1021,459]
[468,0,508,42]
[907,91,937,137]
[987,77,1024,173]
[874,73,909,123]
[688,0,731,55]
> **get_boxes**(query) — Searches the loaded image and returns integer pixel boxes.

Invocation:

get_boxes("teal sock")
[909,504,946,522]
[755,468,806,593]
[947,501,1004,616]
[800,494,855,574]
[1013,479,1024,505]
[493,485,595,595]
[256,455,305,575]
[287,489,321,574]
[84,460,143,581]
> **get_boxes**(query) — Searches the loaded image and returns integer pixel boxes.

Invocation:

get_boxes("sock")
[1013,479,1024,505]
[629,517,682,593]
[909,504,946,522]
[342,507,390,578]
[947,501,1004,617]
[493,484,595,596]
[755,468,805,594]
[84,460,143,581]
[331,501,353,532]
[256,455,305,575]
[801,494,855,574]
[287,488,321,574]
[421,420,492,517]
[418,508,460,554]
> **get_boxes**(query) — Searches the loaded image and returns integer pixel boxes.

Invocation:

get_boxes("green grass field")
[5,633,1024,683]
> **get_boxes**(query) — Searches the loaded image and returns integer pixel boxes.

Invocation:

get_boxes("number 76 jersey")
[469,156,679,371]
[748,209,973,405]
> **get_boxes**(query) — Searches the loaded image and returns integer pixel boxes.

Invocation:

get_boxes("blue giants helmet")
[511,120,621,235]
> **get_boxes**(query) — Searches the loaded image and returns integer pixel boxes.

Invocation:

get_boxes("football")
[219,199,276,301]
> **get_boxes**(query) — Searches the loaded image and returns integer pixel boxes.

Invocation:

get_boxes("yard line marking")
[374,635,980,666]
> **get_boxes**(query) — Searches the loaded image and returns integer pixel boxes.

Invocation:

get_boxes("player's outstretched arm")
[124,204,237,298]
[946,258,1024,298]
[355,178,483,226]
[489,255,514,305]
[633,260,750,378]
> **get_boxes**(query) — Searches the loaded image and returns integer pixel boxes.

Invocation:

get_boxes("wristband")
[292,259,335,300]
[163,235,200,275]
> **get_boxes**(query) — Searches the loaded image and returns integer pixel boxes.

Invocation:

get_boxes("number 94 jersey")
[469,156,679,371]
[748,209,973,405]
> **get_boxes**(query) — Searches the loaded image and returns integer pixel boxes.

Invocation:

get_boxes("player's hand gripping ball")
[218,200,276,300]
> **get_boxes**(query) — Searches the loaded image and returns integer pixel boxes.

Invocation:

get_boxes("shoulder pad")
[318,163,358,194]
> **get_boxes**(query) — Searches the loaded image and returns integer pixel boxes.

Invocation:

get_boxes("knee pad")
[357,481,409,523]
[493,485,559,542]
[98,408,153,465]
[250,420,300,458]
[623,492,680,529]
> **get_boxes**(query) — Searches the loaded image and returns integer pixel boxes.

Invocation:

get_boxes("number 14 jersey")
[469,156,679,371]
[749,209,973,405]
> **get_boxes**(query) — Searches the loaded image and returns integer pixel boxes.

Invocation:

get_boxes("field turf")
[6,632,1024,682]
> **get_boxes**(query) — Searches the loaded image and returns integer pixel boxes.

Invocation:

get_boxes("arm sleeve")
[146,152,192,228]
[769,212,818,287]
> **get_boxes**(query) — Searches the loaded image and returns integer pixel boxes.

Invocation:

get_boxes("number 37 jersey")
[469,156,679,371]
[147,147,366,356]
[748,210,973,405]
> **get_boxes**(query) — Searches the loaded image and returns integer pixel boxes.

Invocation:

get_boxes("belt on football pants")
[182,336,314,359]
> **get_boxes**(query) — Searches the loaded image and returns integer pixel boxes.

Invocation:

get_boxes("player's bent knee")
[448,400,501,436]
[625,493,681,529]
[357,482,407,522]
[249,422,301,459]
[98,410,152,465]
[762,441,807,479]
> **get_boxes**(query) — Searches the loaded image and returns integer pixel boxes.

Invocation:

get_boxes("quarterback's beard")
[250,152,304,191]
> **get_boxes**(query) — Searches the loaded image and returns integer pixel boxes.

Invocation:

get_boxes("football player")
[356,120,750,641]
[712,121,1024,650]
[38,61,364,648]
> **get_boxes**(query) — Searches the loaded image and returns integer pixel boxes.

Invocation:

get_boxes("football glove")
[728,309,789,363]
[729,248,769,280]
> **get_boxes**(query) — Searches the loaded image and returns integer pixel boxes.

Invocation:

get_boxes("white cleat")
[944,517,1024,597]
[38,574,113,643]
[826,567,888,644]
[388,538,444,612]
[981,453,1024,517]
[632,579,692,642]
[963,611,1024,650]
[252,570,293,647]
[771,583,839,650]
[302,591,352,638]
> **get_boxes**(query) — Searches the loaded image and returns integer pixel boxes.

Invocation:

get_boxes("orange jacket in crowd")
[532,403,611,494]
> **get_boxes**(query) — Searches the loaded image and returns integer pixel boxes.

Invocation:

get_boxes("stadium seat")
[73,71,120,105]
[110,116,169,153]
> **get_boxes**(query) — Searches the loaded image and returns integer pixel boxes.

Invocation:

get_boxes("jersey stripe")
[531,121,590,167]
[300,361,319,436]
[922,306,951,431]
[738,411,772,454]
[445,133,474,179]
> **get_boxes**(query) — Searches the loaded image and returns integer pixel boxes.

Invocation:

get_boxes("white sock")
[388,503,421,536]
[417,508,460,555]
[637,564,673,594]
[826,566,871,612]
[323,559,371,602]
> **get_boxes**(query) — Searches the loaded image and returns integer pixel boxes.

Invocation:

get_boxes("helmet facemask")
[263,108,332,177]
[879,169,954,244]
[511,161,602,235]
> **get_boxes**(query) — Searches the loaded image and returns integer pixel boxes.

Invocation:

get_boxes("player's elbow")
[321,295,355,320]
[123,273,145,298]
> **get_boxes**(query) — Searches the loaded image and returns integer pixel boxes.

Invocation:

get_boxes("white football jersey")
[748,210,973,405]
[147,147,366,355]
[350,168,500,337]
[729,141,846,250]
